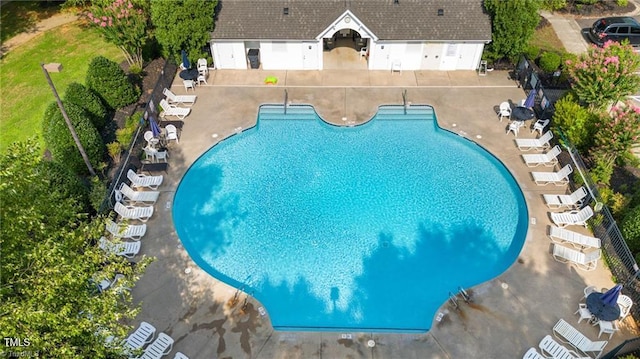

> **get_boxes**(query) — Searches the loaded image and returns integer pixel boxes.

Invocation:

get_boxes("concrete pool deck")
[131,69,639,358]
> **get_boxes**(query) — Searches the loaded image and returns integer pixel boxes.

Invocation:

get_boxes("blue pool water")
[173,105,528,332]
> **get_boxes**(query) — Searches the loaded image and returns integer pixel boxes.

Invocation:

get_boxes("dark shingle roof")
[211,0,491,41]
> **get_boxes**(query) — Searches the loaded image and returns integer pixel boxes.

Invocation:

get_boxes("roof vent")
[437,8,444,16]
[393,0,399,4]
[283,7,289,15]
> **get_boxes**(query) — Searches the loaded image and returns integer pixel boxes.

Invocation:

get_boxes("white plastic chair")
[144,131,154,144]
[197,74,208,85]
[359,47,368,59]
[575,302,593,323]
[498,101,511,122]
[165,124,179,144]
[532,118,550,136]
[583,285,598,300]
[197,58,208,74]
[391,60,402,74]
[507,121,524,136]
[143,146,158,163]
[183,79,195,92]
[155,150,168,163]
[595,320,618,339]
[617,295,633,319]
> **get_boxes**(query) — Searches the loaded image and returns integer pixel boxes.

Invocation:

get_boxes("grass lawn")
[0,23,123,152]
[529,19,566,54]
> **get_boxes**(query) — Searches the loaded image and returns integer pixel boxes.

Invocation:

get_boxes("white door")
[216,43,239,69]
[440,43,459,70]
[302,42,318,69]
[420,43,443,69]
[456,44,479,70]
[371,43,390,70]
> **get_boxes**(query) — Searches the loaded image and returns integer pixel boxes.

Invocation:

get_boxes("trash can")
[247,49,260,69]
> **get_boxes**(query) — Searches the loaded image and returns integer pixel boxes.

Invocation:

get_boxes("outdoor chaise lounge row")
[523,319,607,359]
[513,127,601,272]
[159,88,196,120]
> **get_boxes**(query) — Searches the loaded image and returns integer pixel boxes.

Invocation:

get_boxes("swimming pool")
[173,105,528,332]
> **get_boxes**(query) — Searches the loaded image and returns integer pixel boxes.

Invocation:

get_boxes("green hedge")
[36,159,90,212]
[539,52,562,73]
[86,56,140,110]
[64,82,107,131]
[622,204,640,254]
[42,102,105,175]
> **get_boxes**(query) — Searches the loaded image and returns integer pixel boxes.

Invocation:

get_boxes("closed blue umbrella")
[181,50,190,70]
[524,90,536,108]
[601,284,622,306]
[149,116,161,138]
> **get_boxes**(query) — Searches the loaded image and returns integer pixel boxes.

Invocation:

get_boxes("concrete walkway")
[130,70,639,359]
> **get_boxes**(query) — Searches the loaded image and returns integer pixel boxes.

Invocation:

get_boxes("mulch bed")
[558,0,636,17]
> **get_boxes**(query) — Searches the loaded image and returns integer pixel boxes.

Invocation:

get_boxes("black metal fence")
[99,57,178,213]
[516,56,640,327]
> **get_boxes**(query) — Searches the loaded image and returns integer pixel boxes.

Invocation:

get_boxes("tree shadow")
[0,1,62,43]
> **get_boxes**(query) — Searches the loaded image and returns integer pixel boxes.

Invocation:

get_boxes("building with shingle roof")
[209,0,492,71]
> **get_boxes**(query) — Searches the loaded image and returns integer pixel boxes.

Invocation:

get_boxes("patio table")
[512,106,535,122]
[586,292,621,321]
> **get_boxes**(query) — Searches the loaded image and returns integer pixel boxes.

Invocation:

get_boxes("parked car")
[587,17,640,47]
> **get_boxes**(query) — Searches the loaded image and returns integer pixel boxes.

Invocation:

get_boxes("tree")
[64,82,108,131]
[483,0,540,62]
[565,40,640,109]
[0,140,150,358]
[592,101,640,166]
[150,0,217,62]
[84,0,151,67]
[552,92,597,152]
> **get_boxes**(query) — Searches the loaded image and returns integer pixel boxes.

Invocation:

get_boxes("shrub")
[106,142,122,163]
[89,176,108,213]
[589,156,614,185]
[86,56,140,110]
[523,45,541,61]
[64,82,107,131]
[598,187,630,218]
[552,92,596,151]
[621,204,640,254]
[42,102,105,175]
[576,0,598,4]
[539,51,562,73]
[35,160,90,212]
[115,111,142,148]
[540,0,567,10]
[618,0,629,6]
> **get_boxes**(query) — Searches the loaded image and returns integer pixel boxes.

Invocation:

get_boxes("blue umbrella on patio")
[601,284,623,306]
[149,116,161,138]
[181,50,190,70]
[523,90,536,108]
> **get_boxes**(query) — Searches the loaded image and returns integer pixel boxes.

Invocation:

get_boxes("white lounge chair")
[117,182,160,205]
[516,131,553,151]
[552,244,601,271]
[550,206,594,228]
[523,347,547,359]
[127,169,163,190]
[548,226,601,249]
[114,202,154,222]
[162,88,196,106]
[553,319,607,358]
[539,335,590,359]
[543,187,589,209]
[138,332,174,359]
[617,295,633,319]
[159,99,191,120]
[522,145,562,167]
[98,236,141,258]
[106,219,147,240]
[125,321,156,352]
[532,164,573,186]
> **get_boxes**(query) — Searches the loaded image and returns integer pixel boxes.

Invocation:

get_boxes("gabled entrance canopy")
[316,10,377,40]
